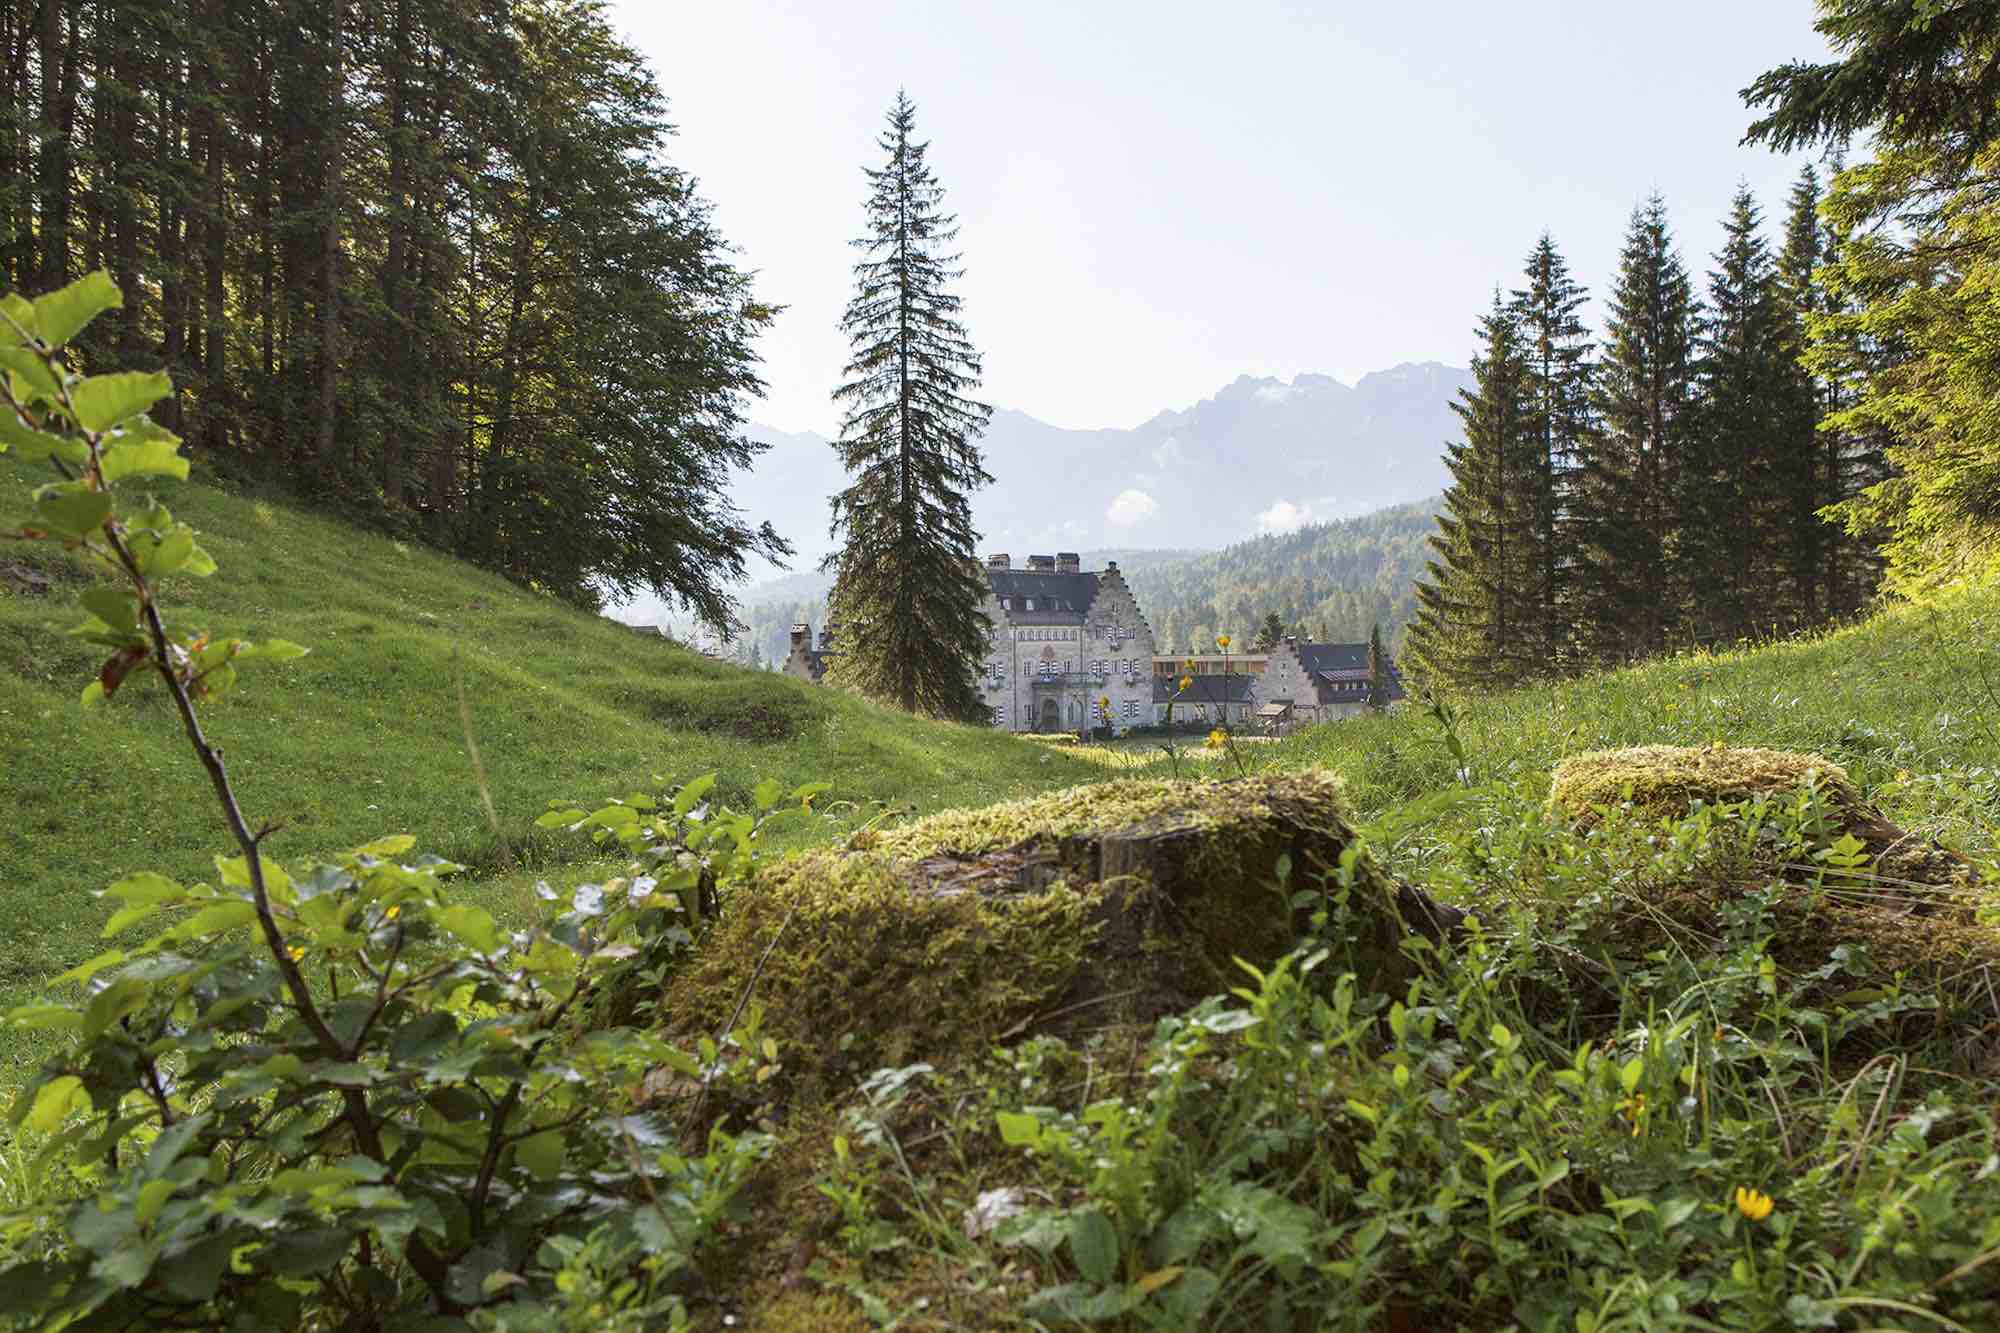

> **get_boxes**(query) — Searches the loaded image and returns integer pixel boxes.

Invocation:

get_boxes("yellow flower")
[1179,675,1194,694]
[1734,1186,1774,1222]
[384,905,401,921]
[1098,695,1111,713]
[287,945,307,962]
[1617,1091,1647,1136]
[1216,634,1231,651]
[1205,728,1228,750]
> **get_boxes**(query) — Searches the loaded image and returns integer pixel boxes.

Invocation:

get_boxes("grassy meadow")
[0,455,1110,1083]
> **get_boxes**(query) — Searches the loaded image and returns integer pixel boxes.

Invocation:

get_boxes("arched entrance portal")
[1038,697,1061,732]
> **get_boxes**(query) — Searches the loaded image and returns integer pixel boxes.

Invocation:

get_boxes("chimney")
[790,624,810,652]
[1027,554,1056,572]
[1056,552,1080,574]
[987,553,1010,569]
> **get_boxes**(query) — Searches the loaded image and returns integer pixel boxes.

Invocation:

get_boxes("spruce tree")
[1408,292,1541,689]
[1365,622,1389,709]
[1776,163,1832,623]
[1508,234,1594,671]
[1687,184,1792,644]
[1575,196,1697,663]
[822,91,995,718]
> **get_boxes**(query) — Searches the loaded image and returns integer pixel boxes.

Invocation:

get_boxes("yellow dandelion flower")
[1733,1186,1774,1222]
[384,905,401,921]
[1205,728,1228,750]
[287,945,307,962]
[1216,634,1231,651]
[1179,675,1194,694]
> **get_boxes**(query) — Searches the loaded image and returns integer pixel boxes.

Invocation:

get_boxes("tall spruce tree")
[1775,163,1835,623]
[822,91,994,718]
[1686,184,1792,644]
[1508,234,1594,670]
[1408,292,1542,689]
[1575,195,1698,663]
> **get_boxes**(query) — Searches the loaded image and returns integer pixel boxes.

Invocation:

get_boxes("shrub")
[0,275,789,1327]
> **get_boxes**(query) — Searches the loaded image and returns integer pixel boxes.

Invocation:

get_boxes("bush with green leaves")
[0,275,787,1328]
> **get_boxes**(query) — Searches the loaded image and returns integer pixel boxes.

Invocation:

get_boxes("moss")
[658,771,1398,1102]
[1548,744,1999,988]
[1551,744,1861,827]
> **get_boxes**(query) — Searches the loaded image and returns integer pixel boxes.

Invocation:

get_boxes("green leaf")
[0,407,81,463]
[31,482,112,538]
[24,1075,86,1133]
[136,527,194,578]
[30,271,122,348]
[69,371,172,434]
[99,436,188,484]
[436,904,504,954]
[753,777,783,811]
[354,834,414,858]
[995,1110,1043,1147]
[133,1178,175,1228]
[0,348,59,400]
[516,1131,564,1182]
[1069,1208,1120,1285]
[673,773,718,815]
[78,586,137,635]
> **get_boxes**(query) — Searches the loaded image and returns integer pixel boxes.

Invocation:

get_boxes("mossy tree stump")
[656,772,1458,1101]
[1550,744,1997,990]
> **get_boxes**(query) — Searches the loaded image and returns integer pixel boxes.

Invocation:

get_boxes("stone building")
[782,555,1158,735]
[782,621,838,683]
[979,553,1156,734]
[1257,637,1405,725]
[1152,672,1258,728]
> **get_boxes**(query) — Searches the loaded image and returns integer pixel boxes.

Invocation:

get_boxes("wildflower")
[383,905,401,922]
[1205,728,1228,750]
[287,945,307,962]
[1617,1091,1647,1136]
[1179,675,1194,694]
[1734,1186,1774,1222]
[1894,769,1912,784]
[1216,634,1231,651]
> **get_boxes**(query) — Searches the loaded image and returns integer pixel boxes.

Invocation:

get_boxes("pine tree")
[1775,163,1834,623]
[1254,611,1286,653]
[1575,196,1698,663]
[822,91,995,718]
[1508,234,1594,671]
[1408,292,1541,689]
[1365,622,1389,709]
[1686,184,1791,644]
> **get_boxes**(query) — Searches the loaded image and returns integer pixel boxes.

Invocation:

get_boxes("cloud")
[1106,489,1159,527]
[1256,500,1314,534]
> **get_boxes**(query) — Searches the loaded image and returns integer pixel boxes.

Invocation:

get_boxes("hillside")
[1128,495,1441,656]
[0,456,1110,1056]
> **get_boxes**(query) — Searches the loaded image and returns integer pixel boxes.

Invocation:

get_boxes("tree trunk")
[201,0,228,452]
[313,0,342,469]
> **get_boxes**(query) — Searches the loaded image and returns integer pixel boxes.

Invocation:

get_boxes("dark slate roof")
[1153,673,1257,705]
[1292,641,1408,704]
[987,568,1100,625]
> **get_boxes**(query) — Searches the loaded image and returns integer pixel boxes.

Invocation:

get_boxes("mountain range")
[616,361,1470,630]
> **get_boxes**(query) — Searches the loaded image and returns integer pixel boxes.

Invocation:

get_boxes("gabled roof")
[987,568,1101,626]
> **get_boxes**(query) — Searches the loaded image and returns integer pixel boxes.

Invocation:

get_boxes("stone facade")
[978,553,1156,735]
[1258,638,1404,725]
[782,622,837,683]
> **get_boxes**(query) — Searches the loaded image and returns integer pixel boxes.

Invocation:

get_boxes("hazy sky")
[613,1,1832,436]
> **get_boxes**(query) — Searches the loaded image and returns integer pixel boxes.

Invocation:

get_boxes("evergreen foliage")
[0,0,783,625]
[822,92,995,718]
[1685,185,1793,644]
[1509,234,1594,671]
[1575,196,1700,664]
[1408,292,1544,689]
[1749,4,2000,594]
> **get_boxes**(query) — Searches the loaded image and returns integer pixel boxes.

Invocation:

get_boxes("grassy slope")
[0,456,1108,1059]
[1265,580,2000,866]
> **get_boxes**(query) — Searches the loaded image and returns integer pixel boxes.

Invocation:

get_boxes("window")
[1124,700,1139,720]
[995,705,1008,726]
[1024,598,1034,611]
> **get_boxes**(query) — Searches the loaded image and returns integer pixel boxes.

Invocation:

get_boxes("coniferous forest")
[0,0,783,626]
[1408,176,1888,691]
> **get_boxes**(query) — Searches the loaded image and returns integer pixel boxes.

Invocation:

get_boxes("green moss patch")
[658,771,1431,1102]
[1550,744,1998,985]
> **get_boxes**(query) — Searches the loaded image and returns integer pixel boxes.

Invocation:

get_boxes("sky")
[612,0,1834,437]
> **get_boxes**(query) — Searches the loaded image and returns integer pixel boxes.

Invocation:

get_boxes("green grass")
[0,454,1110,1081]
[1262,583,2000,866]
